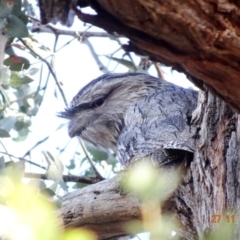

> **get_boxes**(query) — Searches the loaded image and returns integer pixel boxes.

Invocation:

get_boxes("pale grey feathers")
[61,73,198,168]
[117,81,198,167]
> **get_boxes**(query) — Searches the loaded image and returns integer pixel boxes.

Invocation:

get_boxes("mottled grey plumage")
[60,73,198,168]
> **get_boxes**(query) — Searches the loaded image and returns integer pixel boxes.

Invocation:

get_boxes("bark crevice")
[60,90,240,239]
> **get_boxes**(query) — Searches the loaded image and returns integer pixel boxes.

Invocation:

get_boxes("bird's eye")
[92,98,105,108]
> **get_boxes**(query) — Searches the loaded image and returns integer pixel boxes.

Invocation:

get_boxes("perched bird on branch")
[60,73,198,168]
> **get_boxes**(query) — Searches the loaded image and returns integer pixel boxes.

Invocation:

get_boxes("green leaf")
[5,14,28,38]
[40,188,56,197]
[4,161,25,181]
[73,182,88,189]
[0,128,10,138]
[0,156,5,170]
[107,154,118,166]
[0,2,12,18]
[5,46,16,56]
[52,196,62,208]
[13,128,29,141]
[86,144,108,161]
[19,13,28,25]
[13,134,28,141]
[18,127,29,137]
[28,179,47,189]
[4,56,30,71]
[66,159,76,170]
[0,116,16,132]
[28,67,39,75]
[21,37,52,59]
[0,99,3,109]
[11,0,22,17]
[105,55,137,72]
[10,73,33,87]
[0,86,10,105]
[14,117,31,131]
[83,168,96,177]
[43,151,67,191]
[0,67,11,85]
[0,18,6,29]
[49,181,58,192]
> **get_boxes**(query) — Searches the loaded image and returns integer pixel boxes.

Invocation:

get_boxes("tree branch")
[78,138,104,180]
[31,25,123,39]
[24,172,101,184]
[82,38,109,73]
[61,175,141,239]
[61,174,176,239]
[72,1,240,112]
[153,62,164,79]
[18,38,68,107]
[0,151,46,170]
[23,135,50,158]
[0,140,13,162]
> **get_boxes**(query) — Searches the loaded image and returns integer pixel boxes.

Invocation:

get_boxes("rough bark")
[61,174,176,239]
[61,175,141,239]
[39,0,240,112]
[174,89,240,239]
[61,91,240,239]
[38,1,240,239]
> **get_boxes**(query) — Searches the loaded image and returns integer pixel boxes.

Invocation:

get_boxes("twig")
[78,138,104,180]
[72,4,170,65]
[31,24,123,39]
[22,122,68,158]
[29,29,93,55]
[0,34,9,85]
[9,87,45,105]
[34,64,50,103]
[0,151,46,170]
[26,14,41,23]
[54,25,93,53]
[0,141,13,162]
[153,62,164,79]
[55,36,76,52]
[24,21,106,181]
[23,136,50,158]
[24,172,102,184]
[105,47,121,69]
[20,36,102,182]
[34,63,44,98]
[58,139,72,155]
[53,34,59,52]
[134,235,141,240]
[82,38,109,73]
[18,38,68,107]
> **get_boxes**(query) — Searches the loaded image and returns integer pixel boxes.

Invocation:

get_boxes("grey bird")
[60,73,198,168]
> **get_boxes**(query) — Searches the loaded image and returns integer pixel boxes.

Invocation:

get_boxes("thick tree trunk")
[39,0,240,112]
[175,89,240,239]
[60,175,141,240]
[60,174,176,239]
[60,90,240,240]
[79,0,240,113]
[39,1,240,239]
